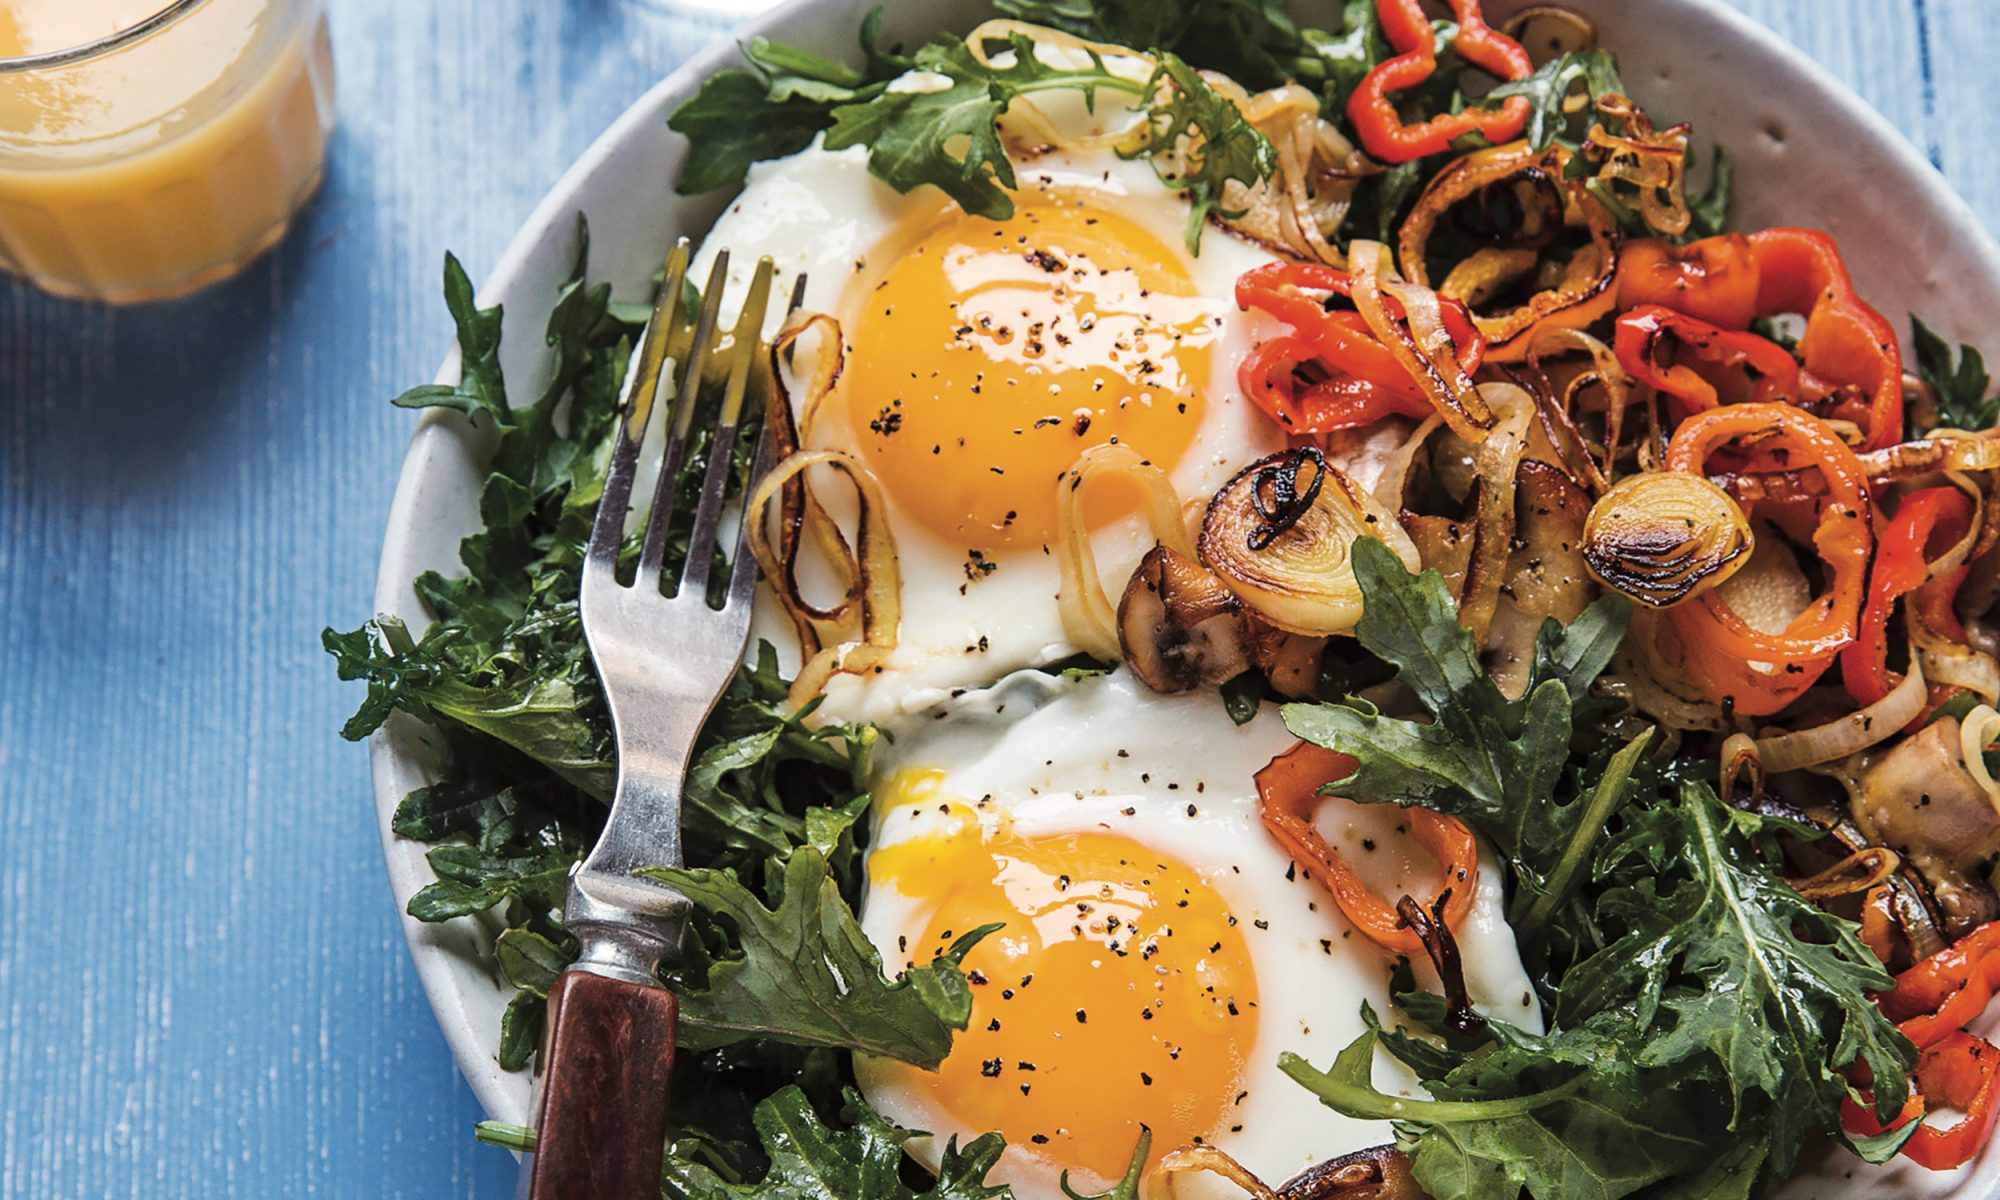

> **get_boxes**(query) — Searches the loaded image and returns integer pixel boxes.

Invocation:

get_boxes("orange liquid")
[0,0,334,302]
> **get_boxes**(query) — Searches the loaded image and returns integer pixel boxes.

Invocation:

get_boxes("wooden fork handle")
[524,969,678,1200]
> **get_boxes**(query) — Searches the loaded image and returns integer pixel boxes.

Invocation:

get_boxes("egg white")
[855,670,1542,1197]
[691,96,1286,725]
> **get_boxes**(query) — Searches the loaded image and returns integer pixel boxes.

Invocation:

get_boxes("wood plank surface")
[0,1,1993,1196]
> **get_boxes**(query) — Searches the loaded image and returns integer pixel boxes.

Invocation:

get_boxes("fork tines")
[584,243,784,613]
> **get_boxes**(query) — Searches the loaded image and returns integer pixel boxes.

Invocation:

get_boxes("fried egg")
[854,670,1541,1196]
[694,54,1286,723]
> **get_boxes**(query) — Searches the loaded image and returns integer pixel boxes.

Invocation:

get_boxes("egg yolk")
[864,775,1258,1186]
[839,197,1218,550]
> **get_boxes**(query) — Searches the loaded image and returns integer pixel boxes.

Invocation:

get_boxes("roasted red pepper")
[1664,403,1872,716]
[1615,229,1904,448]
[1255,741,1478,956]
[1236,261,1486,433]
[1617,235,1761,330]
[1613,304,1800,425]
[1844,922,2000,1170]
[1839,487,1974,707]
[1346,0,1532,164]
[1747,228,1905,451]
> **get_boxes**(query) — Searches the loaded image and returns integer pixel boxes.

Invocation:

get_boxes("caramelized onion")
[746,449,901,709]
[1458,383,1536,643]
[1753,650,1925,774]
[1788,847,1904,903]
[1581,472,1752,607]
[1199,449,1420,636]
[1350,239,1495,442]
[748,314,904,707]
[1715,431,2000,505]
[1155,1145,1280,1199]
[1586,96,1692,238]
[1396,143,1621,363]
[1056,443,1197,662]
[1501,6,1597,63]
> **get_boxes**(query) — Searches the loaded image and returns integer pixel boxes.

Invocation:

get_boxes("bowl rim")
[367,0,2000,1142]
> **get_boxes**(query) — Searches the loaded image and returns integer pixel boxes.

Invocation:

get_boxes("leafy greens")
[325,227,994,1187]
[1277,539,1914,1198]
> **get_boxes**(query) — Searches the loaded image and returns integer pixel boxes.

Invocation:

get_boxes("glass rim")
[0,0,209,75]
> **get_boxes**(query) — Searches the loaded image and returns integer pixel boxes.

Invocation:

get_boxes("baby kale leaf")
[662,1086,1010,1200]
[1912,315,1996,433]
[645,847,997,1066]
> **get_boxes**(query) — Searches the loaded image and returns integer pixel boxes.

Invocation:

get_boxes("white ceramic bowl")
[369,1,2000,1192]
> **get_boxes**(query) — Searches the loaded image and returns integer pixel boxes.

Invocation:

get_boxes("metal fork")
[524,241,784,1200]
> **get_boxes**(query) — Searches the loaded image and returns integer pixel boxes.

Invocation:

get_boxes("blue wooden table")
[0,1,1993,1196]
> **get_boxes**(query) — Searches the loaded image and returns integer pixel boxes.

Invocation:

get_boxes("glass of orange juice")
[0,0,334,303]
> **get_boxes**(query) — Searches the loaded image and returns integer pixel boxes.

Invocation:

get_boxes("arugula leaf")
[1912,315,1997,432]
[1280,537,1630,918]
[662,1086,1011,1200]
[667,8,909,194]
[1060,1128,1150,1200]
[1281,1027,1713,1200]
[1485,50,1626,152]
[1129,52,1278,250]
[645,847,996,1066]
[1557,784,1910,1169]
[1277,539,1911,1194]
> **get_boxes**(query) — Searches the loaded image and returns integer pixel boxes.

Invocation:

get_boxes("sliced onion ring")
[746,448,902,710]
[1582,472,1753,607]
[1753,650,1926,775]
[1960,705,2000,806]
[1154,1145,1279,1200]
[1350,239,1495,443]
[1199,449,1421,636]
[1055,443,1196,662]
[1394,144,1621,363]
[1789,846,1904,903]
[1457,383,1536,644]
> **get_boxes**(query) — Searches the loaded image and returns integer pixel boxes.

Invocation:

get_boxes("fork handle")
[524,968,678,1200]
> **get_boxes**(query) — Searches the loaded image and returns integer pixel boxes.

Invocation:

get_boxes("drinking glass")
[0,0,334,303]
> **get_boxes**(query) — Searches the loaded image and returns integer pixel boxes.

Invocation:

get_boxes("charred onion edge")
[1580,471,1753,608]
[1199,449,1421,636]
[1056,442,1196,662]
[1395,142,1621,363]
[1350,239,1495,442]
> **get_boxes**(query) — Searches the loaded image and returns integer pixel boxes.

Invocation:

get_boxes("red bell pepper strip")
[1617,235,1761,330]
[1664,403,1872,716]
[1613,304,1801,425]
[1839,487,1974,706]
[1616,228,1905,449]
[1236,261,1486,434]
[1346,0,1532,164]
[1842,921,2000,1170]
[1255,741,1478,956]
[1745,229,1905,450]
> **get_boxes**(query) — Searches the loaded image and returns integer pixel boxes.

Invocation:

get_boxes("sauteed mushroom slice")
[1278,1145,1426,1200]
[1118,545,1255,693]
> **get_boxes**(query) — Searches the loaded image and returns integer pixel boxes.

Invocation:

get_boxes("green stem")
[1514,727,1653,942]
